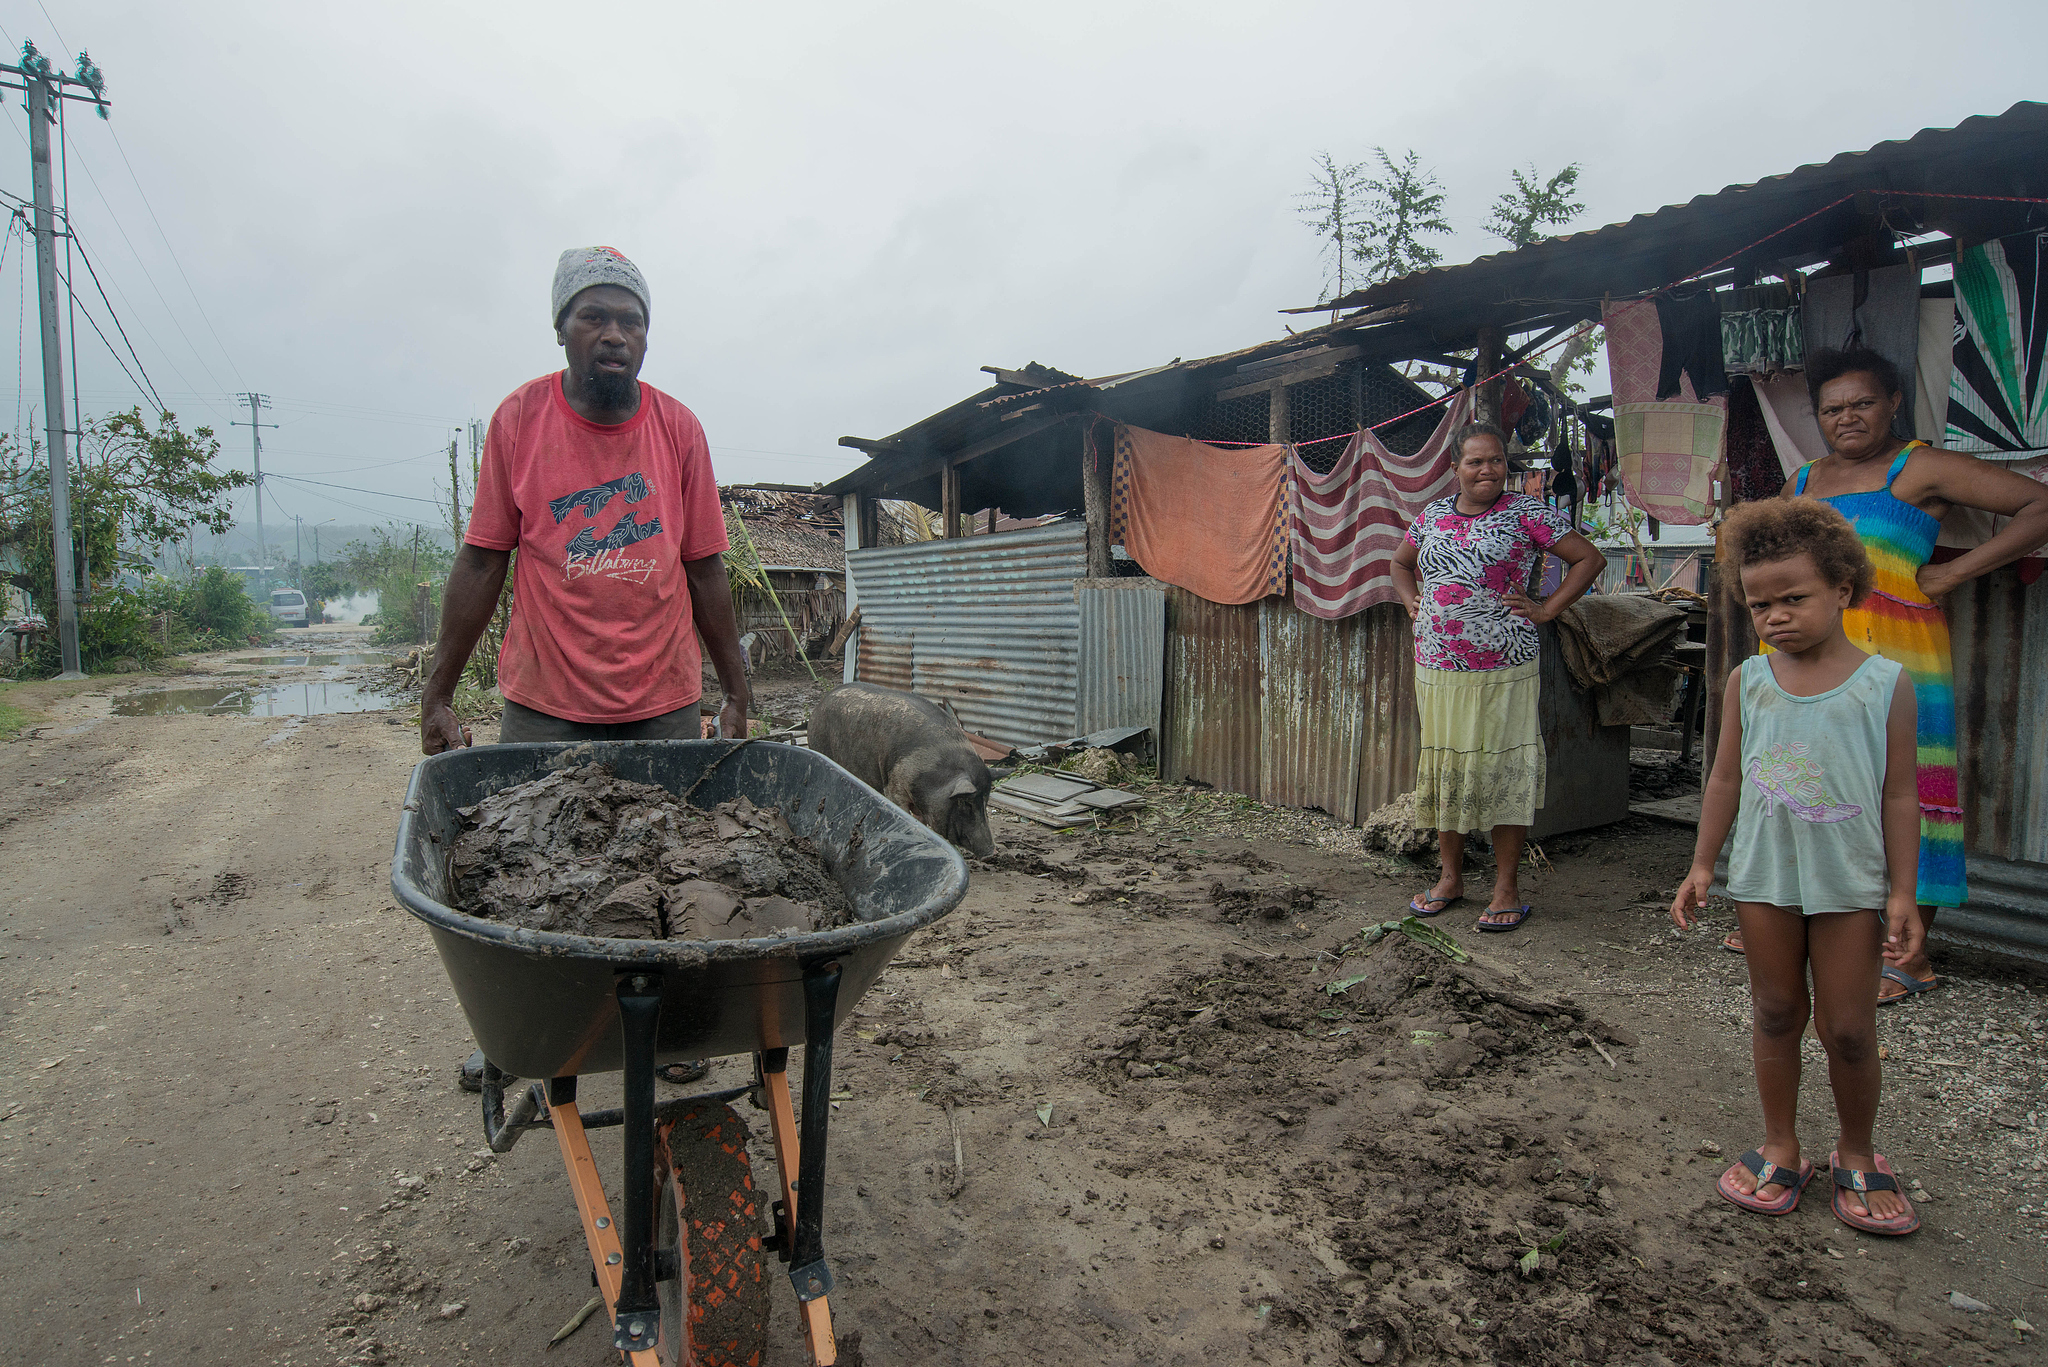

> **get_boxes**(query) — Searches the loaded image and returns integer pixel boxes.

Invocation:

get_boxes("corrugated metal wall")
[848,523,1086,747]
[1163,590,1623,830]
[1949,562,2048,866]
[1354,605,1422,816]
[1162,591,1262,796]
[1074,578,1167,737]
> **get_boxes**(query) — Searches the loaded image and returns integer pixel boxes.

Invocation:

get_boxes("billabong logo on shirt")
[554,470,663,584]
[548,471,651,524]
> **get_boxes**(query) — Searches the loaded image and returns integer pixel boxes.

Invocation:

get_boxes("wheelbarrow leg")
[547,1075,661,1367]
[757,957,844,1366]
[612,973,665,1355]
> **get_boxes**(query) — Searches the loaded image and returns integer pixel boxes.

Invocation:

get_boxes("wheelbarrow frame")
[391,739,969,1364]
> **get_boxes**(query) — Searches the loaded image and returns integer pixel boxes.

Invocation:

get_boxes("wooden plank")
[1082,422,1113,578]
[941,464,961,538]
[1269,382,1291,443]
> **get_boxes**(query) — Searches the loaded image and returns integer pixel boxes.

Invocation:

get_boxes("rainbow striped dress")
[1793,445,1967,908]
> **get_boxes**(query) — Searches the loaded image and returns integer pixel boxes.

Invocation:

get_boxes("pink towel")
[1111,425,1290,604]
[1605,298,1725,525]
[1288,390,1475,619]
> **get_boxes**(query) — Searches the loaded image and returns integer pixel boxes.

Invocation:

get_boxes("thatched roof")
[720,485,845,572]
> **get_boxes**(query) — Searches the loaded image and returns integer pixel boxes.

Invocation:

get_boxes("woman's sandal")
[1476,904,1533,933]
[1877,966,1938,1005]
[1721,930,1746,955]
[1829,1152,1920,1235]
[1716,1149,1814,1215]
[1409,893,1463,917]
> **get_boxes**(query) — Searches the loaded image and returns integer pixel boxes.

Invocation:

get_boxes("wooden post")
[941,464,961,539]
[1268,384,1291,444]
[1082,422,1114,579]
[1474,325,1504,428]
[839,493,862,685]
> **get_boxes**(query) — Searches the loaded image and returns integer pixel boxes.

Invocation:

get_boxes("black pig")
[807,682,995,857]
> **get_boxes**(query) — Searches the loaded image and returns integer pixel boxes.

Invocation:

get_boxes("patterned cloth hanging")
[1604,297,1726,525]
[1286,390,1476,619]
[1946,228,2048,457]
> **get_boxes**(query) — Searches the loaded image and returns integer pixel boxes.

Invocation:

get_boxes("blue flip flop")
[1409,894,1463,917]
[1476,904,1533,932]
[1878,965,1937,1005]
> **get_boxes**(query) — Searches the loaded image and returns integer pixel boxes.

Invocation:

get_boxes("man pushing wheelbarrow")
[395,249,968,1365]
[418,246,754,1091]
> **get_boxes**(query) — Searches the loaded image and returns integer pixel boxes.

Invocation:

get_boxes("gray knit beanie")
[552,246,650,327]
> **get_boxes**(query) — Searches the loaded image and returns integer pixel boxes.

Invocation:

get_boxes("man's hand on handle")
[421,695,472,754]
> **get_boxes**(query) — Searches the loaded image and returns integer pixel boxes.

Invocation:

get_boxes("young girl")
[1671,499,1922,1235]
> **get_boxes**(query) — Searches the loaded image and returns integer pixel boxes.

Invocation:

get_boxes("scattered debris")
[548,1295,604,1348]
[1950,1291,1992,1313]
[1358,791,1435,858]
[991,770,1146,829]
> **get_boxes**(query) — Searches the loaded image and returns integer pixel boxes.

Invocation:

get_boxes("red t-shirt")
[466,374,729,724]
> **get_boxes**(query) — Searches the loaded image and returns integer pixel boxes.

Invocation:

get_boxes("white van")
[269,588,310,628]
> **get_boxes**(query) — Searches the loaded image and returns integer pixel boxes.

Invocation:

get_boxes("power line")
[54,134,235,424]
[63,231,166,413]
[265,471,443,505]
[55,255,158,412]
[103,123,244,393]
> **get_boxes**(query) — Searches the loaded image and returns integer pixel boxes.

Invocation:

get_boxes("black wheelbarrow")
[391,739,968,1365]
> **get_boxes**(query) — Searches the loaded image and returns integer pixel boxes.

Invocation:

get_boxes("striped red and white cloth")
[1287,390,1474,620]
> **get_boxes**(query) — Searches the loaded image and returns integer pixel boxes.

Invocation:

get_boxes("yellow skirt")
[1413,659,1545,833]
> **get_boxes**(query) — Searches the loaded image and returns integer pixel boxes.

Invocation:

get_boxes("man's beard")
[578,366,639,410]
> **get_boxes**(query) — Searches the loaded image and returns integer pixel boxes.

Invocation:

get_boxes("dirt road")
[1,645,2042,1365]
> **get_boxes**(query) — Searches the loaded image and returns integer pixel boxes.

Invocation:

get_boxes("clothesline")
[1116,190,2046,452]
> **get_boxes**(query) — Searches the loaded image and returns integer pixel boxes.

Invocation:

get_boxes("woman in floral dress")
[1390,424,1605,930]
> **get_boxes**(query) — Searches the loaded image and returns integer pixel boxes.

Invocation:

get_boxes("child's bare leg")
[1734,901,1810,1200]
[1809,909,1905,1221]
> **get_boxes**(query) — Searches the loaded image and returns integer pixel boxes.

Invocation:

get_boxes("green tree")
[1295,151,1369,303]
[1353,148,1452,284]
[1487,163,1585,248]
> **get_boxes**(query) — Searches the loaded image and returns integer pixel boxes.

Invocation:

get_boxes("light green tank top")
[1725,652,1902,915]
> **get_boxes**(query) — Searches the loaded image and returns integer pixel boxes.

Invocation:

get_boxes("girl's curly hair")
[1719,497,1874,607]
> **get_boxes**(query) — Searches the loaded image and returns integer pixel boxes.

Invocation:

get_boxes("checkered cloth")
[1605,297,1725,525]
[1111,424,1290,604]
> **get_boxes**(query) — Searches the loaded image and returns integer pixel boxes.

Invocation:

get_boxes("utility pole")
[447,435,462,542]
[12,44,107,678]
[233,393,275,593]
[293,513,302,583]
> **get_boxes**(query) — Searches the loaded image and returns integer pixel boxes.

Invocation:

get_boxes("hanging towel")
[1605,297,1725,526]
[1753,373,1828,475]
[1915,296,1955,446]
[1946,228,2048,458]
[1803,262,1921,436]
[1111,425,1289,605]
[1287,390,1476,619]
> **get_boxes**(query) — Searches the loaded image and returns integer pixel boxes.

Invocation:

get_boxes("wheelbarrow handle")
[482,1064,548,1154]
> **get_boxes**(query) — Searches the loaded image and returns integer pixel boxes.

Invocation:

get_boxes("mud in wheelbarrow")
[391,738,968,1365]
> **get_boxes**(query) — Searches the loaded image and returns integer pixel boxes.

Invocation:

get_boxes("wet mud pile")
[1084,935,1947,1366]
[447,763,853,940]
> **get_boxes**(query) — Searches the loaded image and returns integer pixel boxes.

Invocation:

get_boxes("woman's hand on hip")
[1914,562,1961,602]
[1503,589,1554,624]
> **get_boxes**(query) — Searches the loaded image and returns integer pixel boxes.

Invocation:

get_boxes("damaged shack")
[825,101,2048,955]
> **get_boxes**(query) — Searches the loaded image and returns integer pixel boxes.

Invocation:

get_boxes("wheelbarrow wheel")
[654,1101,770,1367]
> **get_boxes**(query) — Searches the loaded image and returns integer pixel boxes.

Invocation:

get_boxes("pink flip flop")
[1717,1149,1814,1216]
[1829,1151,1920,1236]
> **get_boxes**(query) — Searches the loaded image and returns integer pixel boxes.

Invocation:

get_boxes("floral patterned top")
[1404,492,1573,671]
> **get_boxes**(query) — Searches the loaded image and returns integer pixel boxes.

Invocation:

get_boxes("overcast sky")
[3,0,2044,549]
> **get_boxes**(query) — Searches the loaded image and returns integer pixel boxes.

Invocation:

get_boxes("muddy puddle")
[114,681,406,717]
[227,653,391,667]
